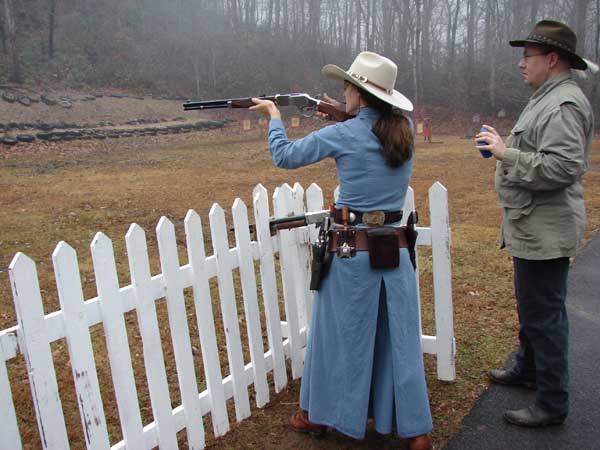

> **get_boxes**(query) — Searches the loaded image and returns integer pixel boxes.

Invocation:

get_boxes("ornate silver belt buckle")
[337,241,355,258]
[363,211,385,227]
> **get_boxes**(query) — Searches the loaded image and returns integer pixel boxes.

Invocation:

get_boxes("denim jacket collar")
[357,106,379,119]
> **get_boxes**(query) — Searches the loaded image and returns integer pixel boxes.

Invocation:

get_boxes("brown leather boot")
[408,433,432,450]
[289,410,326,436]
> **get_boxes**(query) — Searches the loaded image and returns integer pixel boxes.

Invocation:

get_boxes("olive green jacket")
[495,72,594,260]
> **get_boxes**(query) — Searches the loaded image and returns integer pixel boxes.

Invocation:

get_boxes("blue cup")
[478,127,492,158]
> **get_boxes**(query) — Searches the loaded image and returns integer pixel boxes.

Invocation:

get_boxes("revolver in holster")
[405,211,418,270]
[309,216,332,291]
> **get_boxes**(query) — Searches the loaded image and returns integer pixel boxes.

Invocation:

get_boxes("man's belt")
[327,227,408,252]
[332,209,403,226]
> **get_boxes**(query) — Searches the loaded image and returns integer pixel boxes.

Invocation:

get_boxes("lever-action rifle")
[269,209,330,233]
[183,93,352,122]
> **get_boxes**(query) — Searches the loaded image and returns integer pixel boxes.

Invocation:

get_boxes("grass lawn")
[1,128,599,449]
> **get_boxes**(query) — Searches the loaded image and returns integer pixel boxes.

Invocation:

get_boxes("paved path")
[444,233,600,450]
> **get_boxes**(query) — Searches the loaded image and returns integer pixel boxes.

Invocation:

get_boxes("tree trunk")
[308,0,320,45]
[529,0,540,27]
[2,0,20,83]
[421,0,432,101]
[48,0,56,61]
[299,0,304,34]
[382,0,394,55]
[592,0,600,130]
[365,0,371,50]
[282,0,288,38]
[485,0,495,112]
[355,0,362,54]
[466,0,476,107]
[275,0,281,34]
[266,0,273,31]
[466,0,475,73]
[370,0,377,50]
[574,0,590,54]
[413,0,422,106]
[596,0,600,61]
[447,0,461,86]
[343,0,350,54]
[0,13,5,54]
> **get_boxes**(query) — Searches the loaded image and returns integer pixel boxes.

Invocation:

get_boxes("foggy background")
[1,0,599,119]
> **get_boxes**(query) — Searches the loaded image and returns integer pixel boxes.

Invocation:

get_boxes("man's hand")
[249,98,281,119]
[476,125,506,160]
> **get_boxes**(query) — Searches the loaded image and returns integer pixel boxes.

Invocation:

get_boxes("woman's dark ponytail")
[360,89,413,167]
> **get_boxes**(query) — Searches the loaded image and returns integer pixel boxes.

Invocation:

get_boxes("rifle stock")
[315,101,351,122]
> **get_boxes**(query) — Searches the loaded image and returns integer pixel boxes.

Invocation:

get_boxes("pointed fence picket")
[183,210,229,437]
[1,181,455,450]
[0,356,21,450]
[232,199,269,408]
[252,184,287,393]
[93,231,147,450]
[9,253,70,450]
[272,184,303,379]
[209,204,251,422]
[53,242,111,450]
[156,218,205,450]
[121,225,178,450]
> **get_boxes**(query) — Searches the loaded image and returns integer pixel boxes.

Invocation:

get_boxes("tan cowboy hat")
[322,51,413,111]
[509,20,587,70]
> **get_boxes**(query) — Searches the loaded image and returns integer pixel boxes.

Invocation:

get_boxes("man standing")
[476,20,594,427]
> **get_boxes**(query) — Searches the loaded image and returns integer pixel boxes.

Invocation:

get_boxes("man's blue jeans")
[513,256,570,416]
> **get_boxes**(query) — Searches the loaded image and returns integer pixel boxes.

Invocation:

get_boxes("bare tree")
[573,0,591,54]
[446,0,461,86]
[0,8,5,55]
[308,0,321,45]
[355,0,362,54]
[529,0,541,26]
[48,0,57,61]
[413,0,422,105]
[2,0,20,83]
[382,0,394,55]
[421,0,433,100]
[592,0,600,128]
[596,0,600,61]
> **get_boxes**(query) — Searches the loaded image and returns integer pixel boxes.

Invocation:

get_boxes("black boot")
[488,369,536,390]
[503,404,566,427]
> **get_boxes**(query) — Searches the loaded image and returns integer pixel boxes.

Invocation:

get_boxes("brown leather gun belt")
[327,227,408,253]
[332,209,403,225]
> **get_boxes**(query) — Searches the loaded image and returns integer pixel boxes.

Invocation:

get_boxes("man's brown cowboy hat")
[509,20,587,70]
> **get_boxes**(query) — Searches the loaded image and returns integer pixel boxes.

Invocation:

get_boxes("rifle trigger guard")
[300,105,315,117]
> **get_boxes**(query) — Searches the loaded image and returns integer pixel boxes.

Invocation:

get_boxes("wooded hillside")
[1,0,599,118]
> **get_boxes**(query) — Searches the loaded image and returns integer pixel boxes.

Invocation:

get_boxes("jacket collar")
[530,71,571,101]
[357,106,379,119]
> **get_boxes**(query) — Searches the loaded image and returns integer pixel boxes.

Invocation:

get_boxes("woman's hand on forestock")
[249,98,281,120]
[316,93,345,120]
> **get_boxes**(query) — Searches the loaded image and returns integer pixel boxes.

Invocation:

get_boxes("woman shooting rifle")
[250,52,433,450]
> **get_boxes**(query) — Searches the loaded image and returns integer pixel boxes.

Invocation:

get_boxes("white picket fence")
[0,181,454,450]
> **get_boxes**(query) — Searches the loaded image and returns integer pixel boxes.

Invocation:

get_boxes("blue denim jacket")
[268,107,413,212]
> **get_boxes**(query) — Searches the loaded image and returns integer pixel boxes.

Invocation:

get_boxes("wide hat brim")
[321,64,414,111]
[509,38,588,70]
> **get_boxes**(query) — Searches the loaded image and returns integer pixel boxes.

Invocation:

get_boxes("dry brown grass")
[1,128,599,450]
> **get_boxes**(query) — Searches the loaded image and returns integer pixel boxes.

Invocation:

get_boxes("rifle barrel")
[184,96,279,111]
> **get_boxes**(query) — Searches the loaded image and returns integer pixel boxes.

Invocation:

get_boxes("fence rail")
[1,181,454,450]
